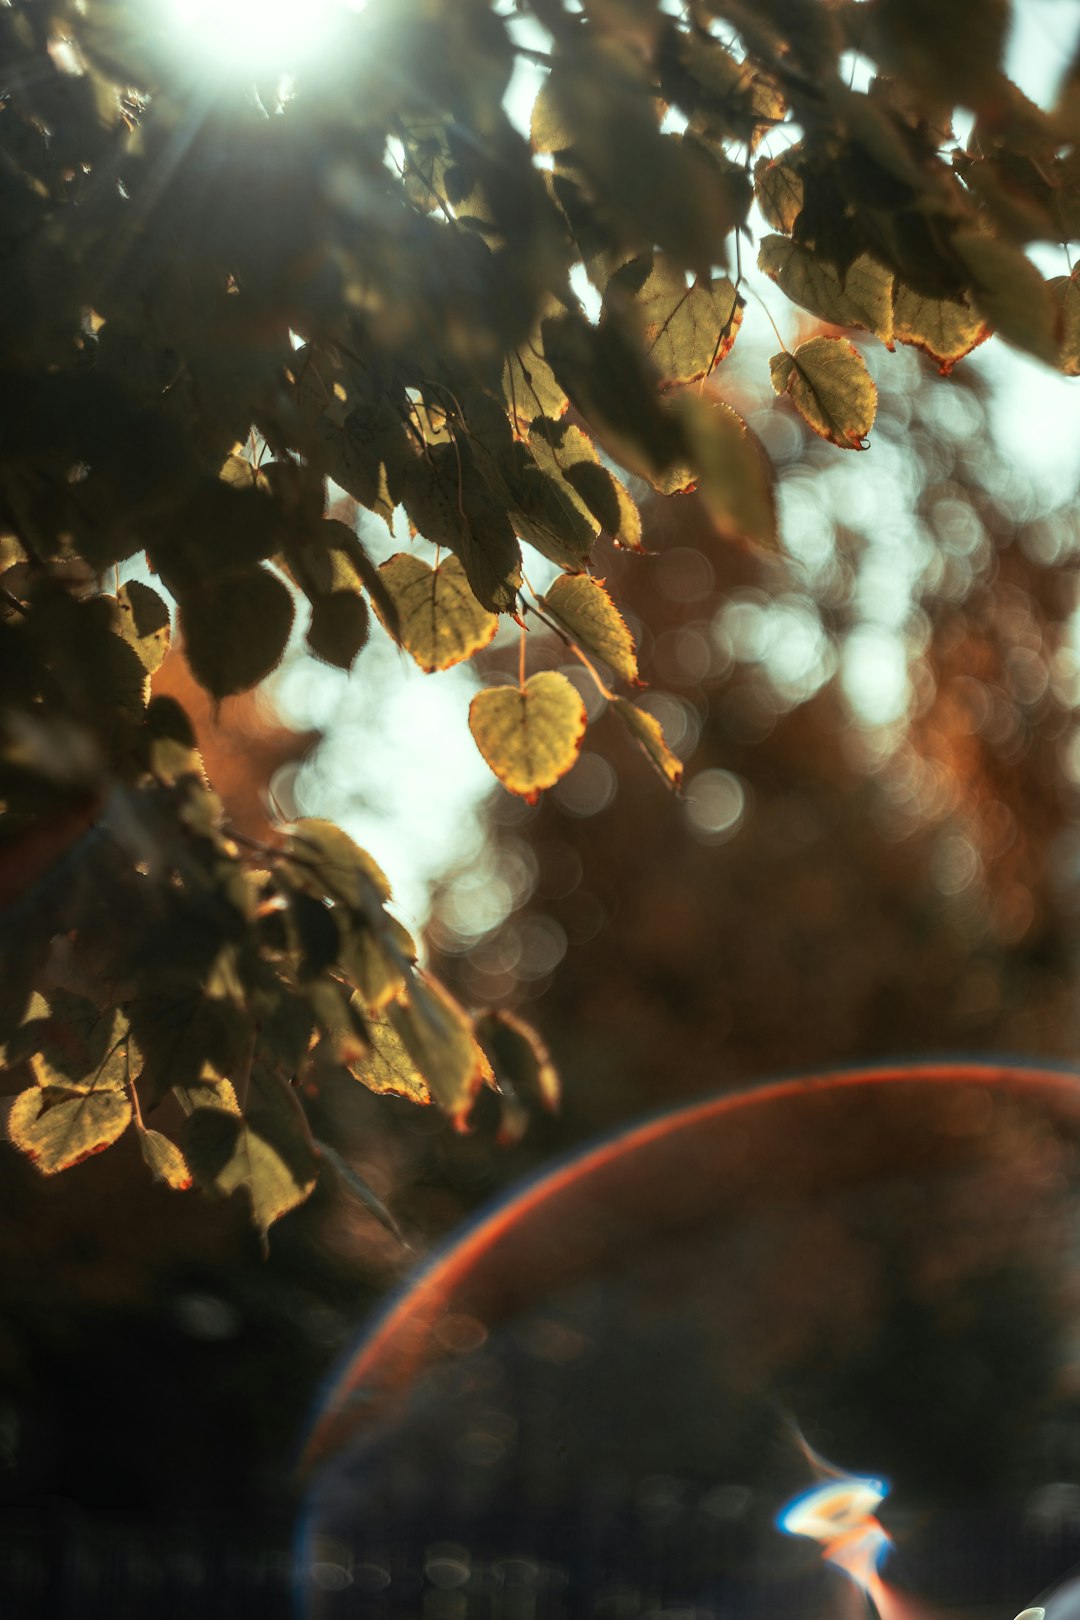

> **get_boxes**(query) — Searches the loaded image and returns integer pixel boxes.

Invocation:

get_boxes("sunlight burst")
[166,0,365,79]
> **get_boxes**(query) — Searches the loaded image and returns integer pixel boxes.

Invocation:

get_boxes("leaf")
[184,1062,318,1243]
[758,236,894,345]
[387,977,494,1128]
[770,337,877,450]
[178,566,295,700]
[953,230,1059,365]
[16,993,128,1093]
[1050,271,1080,376]
[529,419,642,552]
[306,589,369,670]
[339,914,416,1012]
[347,1001,431,1104]
[373,552,497,672]
[137,1127,193,1190]
[541,573,639,686]
[403,447,523,615]
[129,994,250,1111]
[8,1084,132,1174]
[754,153,804,234]
[503,319,570,427]
[617,254,744,384]
[315,1140,408,1244]
[284,819,392,909]
[612,697,684,789]
[474,1008,560,1114]
[469,671,588,801]
[116,581,171,674]
[668,392,778,552]
[891,282,991,374]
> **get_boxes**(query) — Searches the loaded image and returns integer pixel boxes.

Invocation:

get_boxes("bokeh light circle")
[299,1064,1080,1619]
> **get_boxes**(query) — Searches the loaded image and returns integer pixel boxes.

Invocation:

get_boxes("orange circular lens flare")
[300,1063,1080,1619]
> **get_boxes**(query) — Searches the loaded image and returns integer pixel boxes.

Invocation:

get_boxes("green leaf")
[758,236,894,345]
[469,671,588,801]
[770,336,877,450]
[668,392,779,552]
[891,282,991,374]
[373,552,497,672]
[612,697,684,789]
[116,581,171,674]
[184,1062,318,1243]
[178,566,295,699]
[953,230,1059,365]
[137,1127,193,1190]
[386,977,494,1128]
[503,316,570,427]
[8,1083,132,1174]
[541,573,640,686]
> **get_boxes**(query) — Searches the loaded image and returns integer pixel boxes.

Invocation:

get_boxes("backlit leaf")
[770,337,877,450]
[285,819,392,908]
[953,230,1059,365]
[529,419,642,552]
[178,566,295,700]
[469,671,588,801]
[138,1127,193,1190]
[403,448,522,615]
[612,697,684,790]
[184,1062,318,1243]
[668,392,779,552]
[474,1008,560,1114]
[891,282,991,373]
[116,581,171,674]
[340,914,416,1013]
[758,237,894,345]
[387,977,494,1128]
[619,254,744,384]
[373,552,497,673]
[347,1001,431,1104]
[541,573,640,686]
[8,1083,132,1174]
[1050,271,1080,376]
[754,153,804,234]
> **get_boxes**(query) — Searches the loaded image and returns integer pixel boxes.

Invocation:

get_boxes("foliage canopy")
[1,0,1078,1238]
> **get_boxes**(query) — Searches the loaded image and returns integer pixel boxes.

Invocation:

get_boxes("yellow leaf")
[892,283,990,375]
[1050,271,1080,377]
[630,254,743,383]
[373,552,497,673]
[285,818,392,907]
[469,671,587,801]
[9,1084,132,1174]
[138,1127,193,1190]
[347,999,431,1104]
[387,977,493,1127]
[340,915,416,1012]
[770,336,877,450]
[612,697,684,790]
[758,236,894,345]
[115,581,171,675]
[541,573,639,686]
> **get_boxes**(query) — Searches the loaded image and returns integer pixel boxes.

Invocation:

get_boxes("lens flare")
[779,1459,895,1613]
[164,0,364,79]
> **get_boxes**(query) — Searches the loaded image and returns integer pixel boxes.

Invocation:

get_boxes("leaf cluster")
[2,0,1078,1233]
